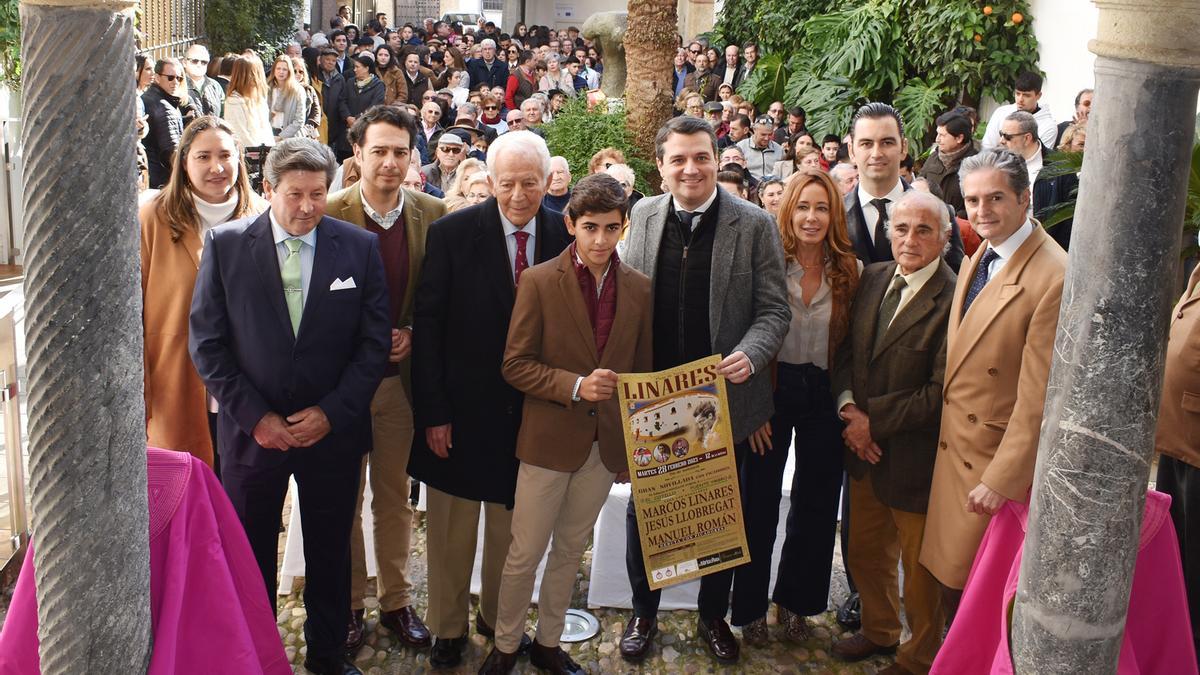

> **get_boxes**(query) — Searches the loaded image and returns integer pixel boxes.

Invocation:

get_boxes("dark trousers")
[841,471,856,592]
[626,442,749,622]
[222,449,362,660]
[1158,455,1200,660]
[769,362,845,616]
[728,421,789,625]
[207,411,221,480]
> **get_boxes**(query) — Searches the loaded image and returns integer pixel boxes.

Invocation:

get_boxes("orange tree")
[717,0,1040,149]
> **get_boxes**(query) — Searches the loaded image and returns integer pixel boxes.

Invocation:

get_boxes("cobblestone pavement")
[278,512,899,674]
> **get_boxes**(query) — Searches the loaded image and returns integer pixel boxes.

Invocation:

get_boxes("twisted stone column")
[1010,1,1200,672]
[21,0,151,671]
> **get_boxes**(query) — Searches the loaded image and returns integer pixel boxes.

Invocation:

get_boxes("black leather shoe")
[304,654,363,675]
[697,617,740,662]
[429,636,468,669]
[478,646,519,675]
[380,606,432,648]
[619,615,657,661]
[837,592,862,630]
[344,609,365,654]
[530,642,586,675]
[476,612,532,655]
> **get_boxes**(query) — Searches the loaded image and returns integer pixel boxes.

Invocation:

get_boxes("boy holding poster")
[480,174,653,675]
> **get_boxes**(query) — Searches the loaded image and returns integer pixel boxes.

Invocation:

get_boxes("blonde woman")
[223,55,274,147]
[460,172,492,208]
[268,55,307,140]
[290,55,321,140]
[442,157,486,211]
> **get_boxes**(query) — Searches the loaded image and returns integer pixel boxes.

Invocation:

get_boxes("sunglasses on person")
[998,131,1027,141]
[689,49,701,55]
[159,73,183,82]
[484,105,499,110]
[187,58,209,66]
[439,145,462,153]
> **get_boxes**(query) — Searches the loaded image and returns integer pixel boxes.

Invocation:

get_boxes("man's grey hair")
[264,137,338,189]
[550,155,570,173]
[721,145,745,159]
[487,130,551,179]
[958,147,1031,197]
[481,38,496,49]
[457,102,479,118]
[829,163,855,181]
[604,163,635,185]
[1004,110,1038,140]
[521,97,544,113]
[888,190,953,254]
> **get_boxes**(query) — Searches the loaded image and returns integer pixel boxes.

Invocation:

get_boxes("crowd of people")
[131,11,1200,675]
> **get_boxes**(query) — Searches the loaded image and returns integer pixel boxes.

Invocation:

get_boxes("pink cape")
[0,447,290,674]
[931,490,1197,674]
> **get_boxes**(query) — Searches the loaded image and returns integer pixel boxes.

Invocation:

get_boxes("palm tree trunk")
[624,0,678,191]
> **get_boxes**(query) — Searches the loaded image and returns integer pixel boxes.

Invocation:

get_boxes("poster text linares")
[621,362,719,400]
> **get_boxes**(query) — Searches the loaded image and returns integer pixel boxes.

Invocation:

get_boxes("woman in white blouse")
[222,55,274,148]
[738,169,862,646]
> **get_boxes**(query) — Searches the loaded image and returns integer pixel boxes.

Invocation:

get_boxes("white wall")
[1028,0,1099,126]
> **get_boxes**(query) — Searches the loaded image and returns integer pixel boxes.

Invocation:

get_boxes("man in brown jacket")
[479,174,653,675]
[831,190,956,674]
[919,148,1066,613]
[1155,263,1200,658]
[325,104,443,653]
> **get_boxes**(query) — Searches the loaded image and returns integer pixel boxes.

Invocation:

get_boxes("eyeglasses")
[439,145,462,153]
[484,105,499,110]
[689,49,701,55]
[159,73,183,82]
[998,131,1026,141]
[187,58,209,66]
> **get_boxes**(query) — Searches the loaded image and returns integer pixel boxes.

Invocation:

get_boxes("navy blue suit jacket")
[188,211,391,468]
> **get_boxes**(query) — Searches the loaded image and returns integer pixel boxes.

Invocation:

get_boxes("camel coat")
[919,224,1066,589]
[140,193,268,466]
[325,185,445,395]
[502,248,654,474]
[1155,265,1200,468]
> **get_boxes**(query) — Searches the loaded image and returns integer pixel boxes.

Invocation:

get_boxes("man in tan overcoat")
[1154,263,1200,658]
[326,104,443,652]
[918,148,1066,614]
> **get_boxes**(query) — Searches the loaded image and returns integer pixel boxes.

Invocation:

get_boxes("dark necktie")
[513,230,530,285]
[677,210,697,237]
[873,275,907,352]
[870,198,891,260]
[962,248,1000,317]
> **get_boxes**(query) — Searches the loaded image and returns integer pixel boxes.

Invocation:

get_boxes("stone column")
[1010,1,1200,672]
[21,0,152,671]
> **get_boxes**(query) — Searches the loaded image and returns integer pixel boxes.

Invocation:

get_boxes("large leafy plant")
[0,0,18,91]
[543,96,655,194]
[730,0,1040,148]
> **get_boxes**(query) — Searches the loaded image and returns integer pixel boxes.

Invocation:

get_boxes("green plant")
[731,0,1040,148]
[205,0,300,57]
[543,96,655,194]
[0,0,19,91]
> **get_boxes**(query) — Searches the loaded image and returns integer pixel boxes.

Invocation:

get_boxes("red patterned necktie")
[514,230,530,284]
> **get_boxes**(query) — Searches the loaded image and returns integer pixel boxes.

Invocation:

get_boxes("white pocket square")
[330,277,357,291]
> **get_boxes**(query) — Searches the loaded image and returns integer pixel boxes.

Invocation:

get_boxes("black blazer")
[844,180,966,272]
[409,199,571,506]
[831,260,957,513]
[188,212,391,469]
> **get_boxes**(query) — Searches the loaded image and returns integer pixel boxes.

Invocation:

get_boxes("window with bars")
[138,0,206,59]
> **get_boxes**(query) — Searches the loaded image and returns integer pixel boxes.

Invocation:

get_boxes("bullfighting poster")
[618,355,749,590]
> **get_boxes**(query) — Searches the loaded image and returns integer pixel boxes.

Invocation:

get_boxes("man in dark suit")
[844,103,965,272]
[408,130,571,669]
[708,44,743,97]
[830,190,954,674]
[318,48,351,160]
[189,138,390,675]
[618,115,790,664]
[466,37,510,91]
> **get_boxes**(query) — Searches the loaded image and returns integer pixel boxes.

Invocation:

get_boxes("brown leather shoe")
[876,663,915,675]
[529,642,585,675]
[831,632,899,662]
[380,606,432,649]
[344,609,365,654]
[618,616,657,661]
[697,617,740,662]
[477,647,519,675]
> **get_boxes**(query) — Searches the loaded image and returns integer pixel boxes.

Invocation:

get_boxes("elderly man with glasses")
[183,44,224,117]
[421,130,468,191]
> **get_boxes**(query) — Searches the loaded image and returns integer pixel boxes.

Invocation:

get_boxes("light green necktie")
[282,238,303,336]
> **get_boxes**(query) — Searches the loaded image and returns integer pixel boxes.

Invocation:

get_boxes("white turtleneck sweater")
[194,193,239,242]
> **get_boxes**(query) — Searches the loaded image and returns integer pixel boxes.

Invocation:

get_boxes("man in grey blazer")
[618,115,791,663]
